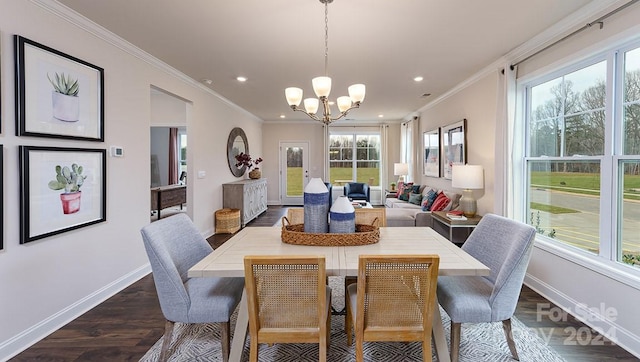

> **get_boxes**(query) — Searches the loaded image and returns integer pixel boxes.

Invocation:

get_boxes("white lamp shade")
[303,98,319,114]
[312,76,332,97]
[451,164,484,189]
[285,87,303,106]
[348,84,366,103]
[394,163,409,176]
[337,96,352,112]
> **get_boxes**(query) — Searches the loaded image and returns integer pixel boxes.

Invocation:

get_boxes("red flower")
[234,153,263,170]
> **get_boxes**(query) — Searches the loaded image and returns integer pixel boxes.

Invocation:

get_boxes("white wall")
[417,72,499,216]
[0,1,262,359]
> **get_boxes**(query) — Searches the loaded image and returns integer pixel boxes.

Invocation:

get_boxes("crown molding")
[31,0,263,123]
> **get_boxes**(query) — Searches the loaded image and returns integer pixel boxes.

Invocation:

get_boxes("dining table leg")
[229,290,249,362]
[432,303,451,362]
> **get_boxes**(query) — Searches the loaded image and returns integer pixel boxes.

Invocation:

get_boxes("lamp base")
[459,189,477,218]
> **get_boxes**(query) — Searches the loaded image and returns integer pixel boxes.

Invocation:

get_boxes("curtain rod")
[510,0,639,69]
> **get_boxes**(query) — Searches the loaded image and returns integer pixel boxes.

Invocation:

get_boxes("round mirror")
[227,127,249,177]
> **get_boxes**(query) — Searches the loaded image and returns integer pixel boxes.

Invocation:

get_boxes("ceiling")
[58,0,594,123]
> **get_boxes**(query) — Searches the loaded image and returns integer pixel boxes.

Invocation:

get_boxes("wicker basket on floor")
[215,208,241,234]
[281,216,379,246]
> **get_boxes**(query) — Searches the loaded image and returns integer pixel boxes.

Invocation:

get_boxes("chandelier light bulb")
[337,96,352,112]
[312,76,332,97]
[285,87,303,107]
[304,98,319,114]
[348,84,366,103]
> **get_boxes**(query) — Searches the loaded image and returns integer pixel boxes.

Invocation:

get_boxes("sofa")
[384,183,461,227]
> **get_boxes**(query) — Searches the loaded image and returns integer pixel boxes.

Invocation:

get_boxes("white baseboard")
[0,265,151,362]
[525,274,640,359]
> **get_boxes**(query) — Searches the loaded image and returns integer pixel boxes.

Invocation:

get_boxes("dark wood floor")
[11,206,638,361]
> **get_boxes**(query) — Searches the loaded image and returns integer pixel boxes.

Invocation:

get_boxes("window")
[521,44,640,269]
[329,133,380,186]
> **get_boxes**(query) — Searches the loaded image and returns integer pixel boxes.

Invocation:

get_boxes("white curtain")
[401,120,414,182]
[494,64,518,217]
[380,124,389,190]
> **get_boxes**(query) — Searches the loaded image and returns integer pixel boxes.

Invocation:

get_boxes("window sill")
[534,236,640,290]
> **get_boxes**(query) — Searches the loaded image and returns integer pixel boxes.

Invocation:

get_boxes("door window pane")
[527,160,601,254]
[286,146,304,197]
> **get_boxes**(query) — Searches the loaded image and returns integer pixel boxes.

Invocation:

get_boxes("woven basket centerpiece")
[281,216,379,246]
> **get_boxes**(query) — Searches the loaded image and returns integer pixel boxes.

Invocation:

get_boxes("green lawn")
[531,171,640,201]
[285,167,380,196]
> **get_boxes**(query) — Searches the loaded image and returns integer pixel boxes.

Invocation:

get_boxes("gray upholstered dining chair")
[140,213,244,362]
[436,213,536,362]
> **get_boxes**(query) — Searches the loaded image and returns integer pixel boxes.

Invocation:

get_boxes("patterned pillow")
[421,189,438,211]
[398,187,412,201]
[411,184,421,194]
[430,192,451,211]
[408,192,422,205]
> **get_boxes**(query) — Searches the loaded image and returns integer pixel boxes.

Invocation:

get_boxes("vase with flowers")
[235,152,263,179]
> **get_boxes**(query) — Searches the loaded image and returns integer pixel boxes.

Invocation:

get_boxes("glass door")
[280,141,309,205]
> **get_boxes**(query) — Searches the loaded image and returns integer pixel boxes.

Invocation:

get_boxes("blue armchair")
[344,182,370,202]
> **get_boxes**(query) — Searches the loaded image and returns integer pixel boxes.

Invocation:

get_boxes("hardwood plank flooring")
[10,206,637,361]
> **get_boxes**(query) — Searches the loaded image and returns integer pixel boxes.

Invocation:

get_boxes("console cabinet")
[222,178,267,226]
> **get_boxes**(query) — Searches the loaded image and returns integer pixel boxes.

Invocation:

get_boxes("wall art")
[423,128,440,177]
[442,119,467,180]
[15,35,104,141]
[19,146,106,244]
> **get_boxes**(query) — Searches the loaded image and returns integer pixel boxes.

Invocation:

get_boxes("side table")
[384,189,398,198]
[431,211,482,244]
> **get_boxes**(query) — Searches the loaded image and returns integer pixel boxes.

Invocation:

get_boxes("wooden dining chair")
[354,207,386,227]
[345,254,440,362]
[243,255,332,362]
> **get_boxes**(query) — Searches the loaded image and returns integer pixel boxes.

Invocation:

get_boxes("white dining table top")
[189,226,489,278]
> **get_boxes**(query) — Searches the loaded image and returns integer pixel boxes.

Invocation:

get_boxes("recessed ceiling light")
[202,79,213,85]
[328,101,335,105]
[378,114,384,118]
[236,76,247,82]
[413,76,424,82]
[280,114,286,118]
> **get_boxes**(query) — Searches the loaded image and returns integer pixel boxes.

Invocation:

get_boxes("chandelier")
[284,0,365,125]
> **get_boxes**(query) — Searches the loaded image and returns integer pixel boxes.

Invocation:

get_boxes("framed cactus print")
[14,35,104,141]
[19,146,106,244]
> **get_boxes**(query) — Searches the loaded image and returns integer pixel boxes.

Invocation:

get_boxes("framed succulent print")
[19,146,106,244]
[15,35,104,141]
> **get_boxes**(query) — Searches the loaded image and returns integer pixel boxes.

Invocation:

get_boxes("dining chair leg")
[159,320,175,362]
[355,333,364,362]
[345,287,353,346]
[450,321,461,362]
[220,321,230,362]
[502,318,520,361]
[249,335,258,362]
[421,337,432,362]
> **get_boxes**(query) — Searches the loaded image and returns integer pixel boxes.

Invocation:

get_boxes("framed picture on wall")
[19,146,107,244]
[14,35,104,141]
[0,145,3,251]
[442,119,467,179]
[423,128,441,177]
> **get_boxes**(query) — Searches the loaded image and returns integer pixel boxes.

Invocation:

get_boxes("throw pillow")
[430,192,451,211]
[350,183,363,193]
[411,184,421,194]
[421,189,438,211]
[408,192,422,205]
[398,187,411,201]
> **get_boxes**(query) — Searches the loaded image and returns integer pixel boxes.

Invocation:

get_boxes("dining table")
[188,226,490,362]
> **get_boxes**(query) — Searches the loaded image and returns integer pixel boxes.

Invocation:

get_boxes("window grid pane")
[527,160,600,254]
[619,160,640,268]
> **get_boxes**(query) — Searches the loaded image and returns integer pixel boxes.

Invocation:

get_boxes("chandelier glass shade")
[284,0,365,125]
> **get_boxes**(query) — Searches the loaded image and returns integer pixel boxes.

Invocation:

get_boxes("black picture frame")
[15,35,104,141]
[19,146,107,244]
[442,119,467,180]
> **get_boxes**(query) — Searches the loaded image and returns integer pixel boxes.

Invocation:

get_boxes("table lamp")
[394,163,409,183]
[451,164,483,217]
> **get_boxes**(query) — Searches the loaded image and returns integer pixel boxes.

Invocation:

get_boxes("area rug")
[141,278,565,362]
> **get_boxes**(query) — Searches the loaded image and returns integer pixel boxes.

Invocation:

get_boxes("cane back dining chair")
[243,255,332,362]
[345,254,440,362]
[140,213,244,362]
[436,213,536,362]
